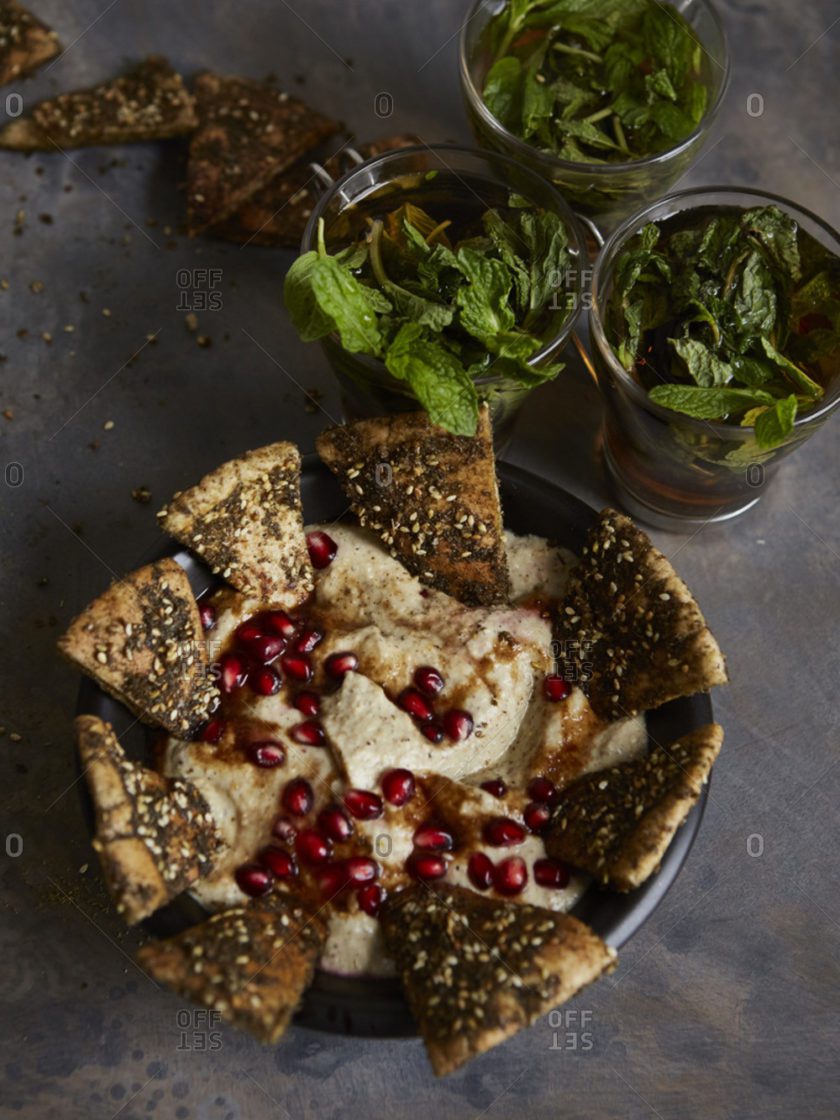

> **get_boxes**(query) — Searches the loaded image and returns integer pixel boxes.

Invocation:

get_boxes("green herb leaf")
[456,247,516,344]
[483,56,524,132]
[753,394,798,449]
[759,337,823,399]
[385,323,479,435]
[671,337,732,387]
[649,383,776,418]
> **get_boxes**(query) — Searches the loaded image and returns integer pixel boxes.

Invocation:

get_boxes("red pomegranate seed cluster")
[392,665,475,744]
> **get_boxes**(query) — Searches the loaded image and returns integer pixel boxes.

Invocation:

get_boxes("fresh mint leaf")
[385,323,479,435]
[742,205,802,282]
[284,250,335,342]
[649,383,776,418]
[753,394,798,449]
[759,337,823,399]
[671,337,732,387]
[483,56,524,132]
[456,247,516,344]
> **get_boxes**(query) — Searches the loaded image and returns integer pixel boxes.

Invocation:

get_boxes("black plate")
[76,456,713,1039]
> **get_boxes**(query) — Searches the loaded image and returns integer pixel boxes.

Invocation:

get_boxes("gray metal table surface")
[1,2,838,1117]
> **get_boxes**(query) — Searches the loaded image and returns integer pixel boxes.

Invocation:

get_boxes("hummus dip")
[163,524,646,977]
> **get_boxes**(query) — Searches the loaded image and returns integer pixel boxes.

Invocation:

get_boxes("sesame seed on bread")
[381,883,616,1076]
[0,56,196,150]
[136,893,326,1043]
[316,407,511,607]
[186,72,339,235]
[58,558,218,737]
[76,715,222,924]
[558,509,728,720]
[545,723,723,891]
[157,441,314,607]
[0,1,60,88]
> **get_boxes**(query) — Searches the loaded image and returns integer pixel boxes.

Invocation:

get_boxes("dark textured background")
[2,2,839,1117]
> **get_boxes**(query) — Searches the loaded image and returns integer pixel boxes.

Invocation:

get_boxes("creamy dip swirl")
[164,524,646,977]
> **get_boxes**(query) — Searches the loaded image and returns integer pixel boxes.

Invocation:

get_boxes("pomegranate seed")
[248,634,287,663]
[281,653,313,683]
[307,530,338,569]
[247,740,286,768]
[523,802,551,834]
[420,721,444,743]
[381,768,415,806]
[467,851,494,890]
[295,829,333,866]
[443,709,474,742]
[249,666,281,696]
[235,862,273,897]
[480,778,506,799]
[219,653,248,694]
[263,610,298,639]
[534,858,570,889]
[413,824,454,851]
[200,717,226,744]
[344,856,379,884]
[317,805,353,842]
[272,815,297,843]
[293,627,323,654]
[343,788,383,820]
[398,688,433,722]
[293,690,320,716]
[290,719,325,746]
[413,665,445,697]
[258,846,297,879]
[282,778,314,816]
[325,651,358,678]
[407,852,448,881]
[198,603,216,631]
[235,620,264,646]
[315,862,348,898]
[544,675,571,702]
[356,883,384,916]
[493,856,528,895]
[528,776,559,805]
[483,817,526,847]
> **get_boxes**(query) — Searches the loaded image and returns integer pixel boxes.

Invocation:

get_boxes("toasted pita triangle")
[558,509,727,720]
[58,558,218,736]
[0,1,60,87]
[381,883,615,1075]
[316,408,510,606]
[186,72,339,234]
[136,893,326,1043]
[0,56,196,150]
[545,723,723,891]
[76,715,222,924]
[213,134,419,247]
[157,442,313,607]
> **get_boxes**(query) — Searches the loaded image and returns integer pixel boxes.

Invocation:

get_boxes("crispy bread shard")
[76,715,221,924]
[213,134,419,247]
[136,894,326,1043]
[381,883,615,1076]
[316,408,510,606]
[186,72,340,234]
[545,723,723,891]
[157,442,314,607]
[0,56,196,150]
[0,1,60,87]
[558,509,727,720]
[58,558,218,737]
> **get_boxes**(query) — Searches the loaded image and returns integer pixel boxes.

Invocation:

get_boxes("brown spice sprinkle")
[545,723,723,892]
[0,56,196,150]
[557,509,727,721]
[316,407,510,607]
[57,558,219,737]
[0,1,60,87]
[381,883,616,1076]
[136,893,326,1044]
[75,715,222,925]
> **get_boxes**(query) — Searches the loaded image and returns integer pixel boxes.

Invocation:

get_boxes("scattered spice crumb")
[145,332,158,344]
[196,334,211,348]
[79,290,89,303]
[103,419,115,431]
[9,732,22,743]
[3,408,14,420]
[79,863,89,874]
[30,280,44,294]
[102,308,112,317]
[41,331,53,344]
[131,485,152,504]
[16,328,28,339]
[37,576,49,587]
[88,439,100,451]
[303,388,322,414]
[39,213,53,224]
[1,278,8,290]
[184,312,198,333]
[64,324,74,333]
